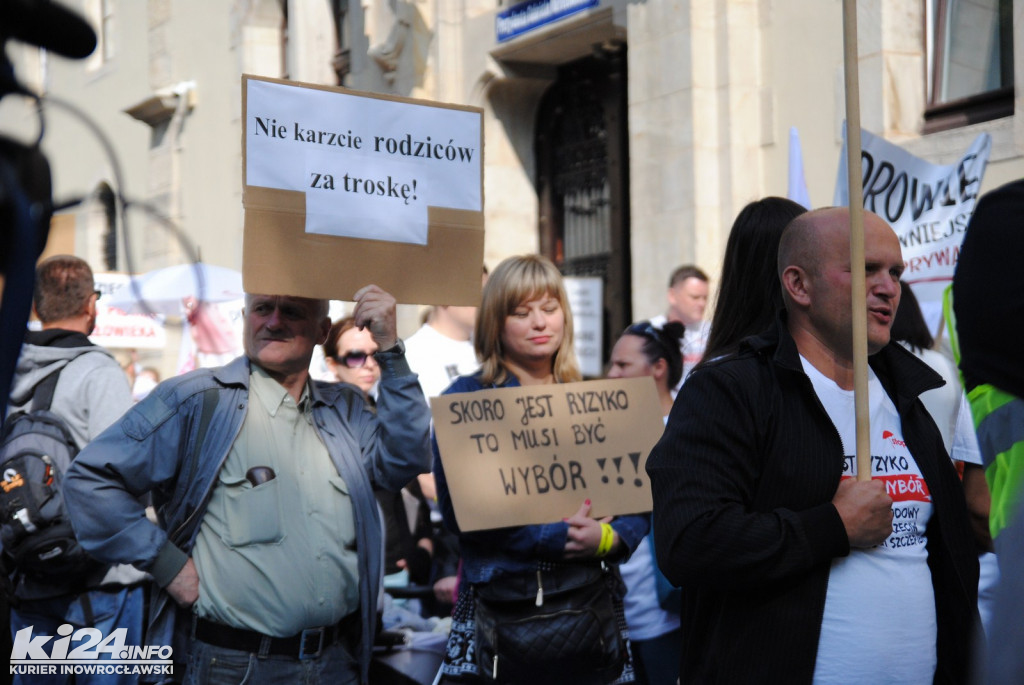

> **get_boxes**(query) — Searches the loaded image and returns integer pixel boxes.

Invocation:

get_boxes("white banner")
[564,277,603,377]
[834,126,991,332]
[92,273,166,350]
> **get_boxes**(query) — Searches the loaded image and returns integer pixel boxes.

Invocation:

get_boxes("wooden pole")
[842,0,872,482]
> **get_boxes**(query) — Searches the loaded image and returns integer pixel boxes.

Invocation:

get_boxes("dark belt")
[193,613,359,660]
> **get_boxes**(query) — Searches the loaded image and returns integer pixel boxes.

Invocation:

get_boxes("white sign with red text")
[92,273,166,350]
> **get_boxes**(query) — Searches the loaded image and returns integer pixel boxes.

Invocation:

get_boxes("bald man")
[647,208,978,684]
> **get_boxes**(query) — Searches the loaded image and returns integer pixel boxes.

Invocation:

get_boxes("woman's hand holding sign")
[563,499,620,559]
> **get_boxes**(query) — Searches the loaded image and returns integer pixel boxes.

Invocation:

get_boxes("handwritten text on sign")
[245,78,482,246]
[431,377,664,531]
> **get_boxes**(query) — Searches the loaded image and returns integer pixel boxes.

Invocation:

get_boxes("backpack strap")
[27,350,111,415]
[29,368,62,413]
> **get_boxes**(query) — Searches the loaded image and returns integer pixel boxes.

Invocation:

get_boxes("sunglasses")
[625,321,675,356]
[626,322,658,339]
[335,350,374,368]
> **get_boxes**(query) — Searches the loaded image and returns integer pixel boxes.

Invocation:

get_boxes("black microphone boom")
[0,0,97,59]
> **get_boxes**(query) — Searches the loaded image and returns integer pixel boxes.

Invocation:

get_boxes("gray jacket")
[9,330,132,451]
[63,352,431,683]
[7,329,143,596]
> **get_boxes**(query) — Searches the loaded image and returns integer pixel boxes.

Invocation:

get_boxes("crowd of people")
[3,182,1021,685]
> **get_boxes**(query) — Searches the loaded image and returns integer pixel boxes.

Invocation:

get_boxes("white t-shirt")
[801,357,937,685]
[619,535,681,640]
[900,342,965,455]
[620,414,680,641]
[950,392,982,465]
[898,343,981,465]
[404,324,480,399]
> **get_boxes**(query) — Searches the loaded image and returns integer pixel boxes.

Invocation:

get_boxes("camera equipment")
[0,1,98,423]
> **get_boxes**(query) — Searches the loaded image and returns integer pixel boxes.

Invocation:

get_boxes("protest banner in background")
[431,377,664,531]
[834,126,991,333]
[92,273,166,349]
[242,75,484,305]
[564,276,603,377]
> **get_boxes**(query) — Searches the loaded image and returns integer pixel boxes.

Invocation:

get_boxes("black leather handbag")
[473,562,625,684]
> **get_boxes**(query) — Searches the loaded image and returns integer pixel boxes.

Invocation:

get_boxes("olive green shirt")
[192,365,359,636]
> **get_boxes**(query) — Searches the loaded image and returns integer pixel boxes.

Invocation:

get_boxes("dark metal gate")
[535,44,631,370]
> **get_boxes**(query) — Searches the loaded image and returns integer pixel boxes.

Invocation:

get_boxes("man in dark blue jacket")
[648,208,978,684]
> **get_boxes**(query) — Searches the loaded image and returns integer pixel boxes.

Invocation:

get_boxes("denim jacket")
[64,353,431,683]
[432,372,649,585]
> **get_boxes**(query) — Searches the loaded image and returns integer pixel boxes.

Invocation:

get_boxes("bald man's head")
[778,208,846,281]
[778,207,865,309]
[778,207,904,367]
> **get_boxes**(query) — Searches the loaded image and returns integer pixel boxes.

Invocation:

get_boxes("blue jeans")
[183,636,359,685]
[10,585,145,685]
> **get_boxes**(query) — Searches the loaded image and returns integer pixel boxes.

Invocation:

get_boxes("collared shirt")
[192,365,359,636]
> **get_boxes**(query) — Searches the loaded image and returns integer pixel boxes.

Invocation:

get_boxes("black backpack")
[0,368,98,578]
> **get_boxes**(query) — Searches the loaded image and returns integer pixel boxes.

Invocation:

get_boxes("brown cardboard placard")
[431,377,665,531]
[242,75,484,305]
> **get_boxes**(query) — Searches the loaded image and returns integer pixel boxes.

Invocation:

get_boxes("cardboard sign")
[431,377,664,531]
[834,127,991,333]
[242,75,484,305]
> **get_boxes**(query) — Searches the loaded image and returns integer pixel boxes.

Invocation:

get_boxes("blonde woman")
[433,254,646,684]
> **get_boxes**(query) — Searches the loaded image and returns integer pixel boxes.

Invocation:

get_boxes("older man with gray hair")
[64,285,431,684]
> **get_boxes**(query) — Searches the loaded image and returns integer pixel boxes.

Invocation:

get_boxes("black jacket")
[647,315,979,684]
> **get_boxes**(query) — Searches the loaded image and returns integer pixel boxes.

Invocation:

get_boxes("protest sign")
[91,273,166,349]
[431,377,664,531]
[834,126,991,332]
[242,75,484,305]
[564,276,603,377]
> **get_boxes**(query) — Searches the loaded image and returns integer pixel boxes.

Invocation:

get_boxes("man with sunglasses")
[7,255,143,685]
[64,285,431,685]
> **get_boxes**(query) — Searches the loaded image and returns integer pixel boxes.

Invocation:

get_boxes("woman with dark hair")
[700,197,807,364]
[607,320,685,684]
[433,254,647,684]
[892,281,961,450]
[323,315,381,394]
[890,280,935,353]
[609,321,685,416]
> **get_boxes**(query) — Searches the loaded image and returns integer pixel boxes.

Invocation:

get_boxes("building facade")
[2,0,1020,370]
